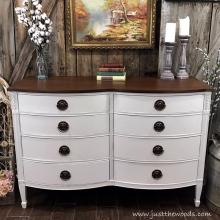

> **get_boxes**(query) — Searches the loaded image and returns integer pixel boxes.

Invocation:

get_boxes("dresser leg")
[194,182,202,207]
[19,184,27,209]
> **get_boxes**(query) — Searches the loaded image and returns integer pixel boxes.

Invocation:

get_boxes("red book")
[101,62,124,68]
[99,67,125,72]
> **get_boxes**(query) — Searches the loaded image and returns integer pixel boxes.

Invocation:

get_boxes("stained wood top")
[8,76,213,93]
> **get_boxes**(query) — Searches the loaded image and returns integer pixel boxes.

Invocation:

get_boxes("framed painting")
[67,0,156,49]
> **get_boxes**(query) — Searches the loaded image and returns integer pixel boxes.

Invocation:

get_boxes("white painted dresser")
[8,76,212,208]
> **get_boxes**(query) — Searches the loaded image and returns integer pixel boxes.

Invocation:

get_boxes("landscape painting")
[69,0,156,48]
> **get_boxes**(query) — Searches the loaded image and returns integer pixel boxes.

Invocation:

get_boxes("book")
[97,72,126,81]
[97,71,125,76]
[101,62,124,68]
[98,67,125,72]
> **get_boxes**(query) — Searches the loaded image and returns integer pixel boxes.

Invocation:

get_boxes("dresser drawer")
[22,136,109,161]
[20,114,109,136]
[114,114,202,136]
[114,136,200,161]
[18,94,109,114]
[23,160,109,185]
[114,160,198,185]
[114,94,204,114]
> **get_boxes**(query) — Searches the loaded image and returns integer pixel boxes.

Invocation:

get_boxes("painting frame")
[67,0,156,49]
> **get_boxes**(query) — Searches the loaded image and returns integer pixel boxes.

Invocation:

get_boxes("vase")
[205,133,220,215]
[35,47,48,80]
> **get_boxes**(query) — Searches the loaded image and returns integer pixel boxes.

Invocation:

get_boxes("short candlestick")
[176,35,191,79]
[161,42,176,80]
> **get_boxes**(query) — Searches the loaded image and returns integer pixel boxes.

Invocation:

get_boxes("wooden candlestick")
[160,42,176,80]
[176,35,191,79]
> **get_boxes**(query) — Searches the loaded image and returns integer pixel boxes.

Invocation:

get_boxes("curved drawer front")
[114,160,198,185]
[18,94,109,114]
[114,114,202,136]
[20,114,109,136]
[114,136,200,161]
[114,94,204,114]
[23,160,109,185]
[22,136,109,161]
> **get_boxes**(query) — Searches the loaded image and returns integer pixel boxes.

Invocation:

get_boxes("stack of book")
[96,62,126,81]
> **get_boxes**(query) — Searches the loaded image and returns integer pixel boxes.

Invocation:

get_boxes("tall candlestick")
[176,35,191,79]
[165,23,176,42]
[179,16,190,36]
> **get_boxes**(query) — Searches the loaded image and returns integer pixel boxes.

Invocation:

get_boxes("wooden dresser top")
[8,76,213,93]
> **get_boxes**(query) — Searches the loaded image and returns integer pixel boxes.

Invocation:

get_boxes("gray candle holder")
[176,35,191,79]
[160,42,176,80]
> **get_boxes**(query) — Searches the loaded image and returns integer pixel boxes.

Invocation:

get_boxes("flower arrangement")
[196,47,220,135]
[0,170,13,197]
[15,0,53,79]
[15,0,53,50]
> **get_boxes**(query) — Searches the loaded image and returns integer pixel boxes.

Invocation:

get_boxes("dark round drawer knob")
[153,145,164,156]
[154,121,165,132]
[154,100,166,111]
[60,171,71,181]
[58,121,69,132]
[57,100,68,111]
[59,146,70,156]
[152,170,163,180]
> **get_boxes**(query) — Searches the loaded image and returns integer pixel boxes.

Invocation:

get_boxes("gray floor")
[0,185,219,220]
